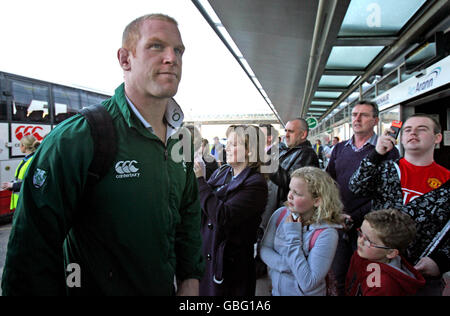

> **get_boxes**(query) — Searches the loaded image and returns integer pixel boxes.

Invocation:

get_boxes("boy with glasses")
[345,209,425,296]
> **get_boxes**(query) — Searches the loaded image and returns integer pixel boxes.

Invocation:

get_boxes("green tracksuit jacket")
[1,84,204,295]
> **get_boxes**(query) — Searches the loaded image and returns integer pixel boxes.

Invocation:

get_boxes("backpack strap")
[275,207,288,227]
[79,104,117,187]
[309,228,326,251]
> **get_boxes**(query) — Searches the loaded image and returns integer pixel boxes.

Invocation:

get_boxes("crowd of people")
[1,13,448,296]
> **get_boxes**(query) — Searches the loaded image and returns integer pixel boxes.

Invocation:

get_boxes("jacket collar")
[281,140,312,157]
[345,133,378,151]
[214,165,255,192]
[112,83,184,140]
[227,166,255,192]
[288,140,312,150]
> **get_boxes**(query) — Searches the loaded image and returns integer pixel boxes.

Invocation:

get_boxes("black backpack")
[78,104,117,187]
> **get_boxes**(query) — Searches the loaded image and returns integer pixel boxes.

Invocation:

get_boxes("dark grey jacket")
[259,140,319,237]
[349,149,450,273]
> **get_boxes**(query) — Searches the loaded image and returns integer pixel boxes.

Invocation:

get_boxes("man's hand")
[176,278,199,296]
[414,257,440,277]
[375,129,397,155]
[1,182,13,190]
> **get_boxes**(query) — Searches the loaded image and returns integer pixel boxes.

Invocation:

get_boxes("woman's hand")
[194,161,206,179]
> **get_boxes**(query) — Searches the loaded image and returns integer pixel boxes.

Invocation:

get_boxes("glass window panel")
[0,80,6,121]
[87,93,108,107]
[314,91,342,98]
[334,109,345,122]
[11,80,49,122]
[0,99,6,121]
[326,46,384,69]
[311,101,334,106]
[363,86,376,100]
[53,86,81,114]
[377,70,398,95]
[349,99,359,112]
[399,64,421,82]
[339,0,427,36]
[319,75,357,88]
[53,87,86,125]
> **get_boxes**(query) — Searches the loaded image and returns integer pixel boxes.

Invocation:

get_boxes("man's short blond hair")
[122,14,178,55]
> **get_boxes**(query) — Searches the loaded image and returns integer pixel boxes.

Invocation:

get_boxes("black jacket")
[198,165,268,296]
[349,149,450,273]
[260,140,319,235]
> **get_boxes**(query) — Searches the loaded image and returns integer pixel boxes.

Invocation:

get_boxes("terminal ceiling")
[193,0,450,125]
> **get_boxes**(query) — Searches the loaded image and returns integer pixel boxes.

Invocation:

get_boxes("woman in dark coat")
[194,125,268,296]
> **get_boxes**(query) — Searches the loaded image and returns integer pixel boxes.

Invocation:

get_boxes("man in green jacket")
[1,14,204,295]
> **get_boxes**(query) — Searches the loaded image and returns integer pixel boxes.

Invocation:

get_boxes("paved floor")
[443,272,450,296]
[256,271,450,296]
[1,221,448,296]
[0,222,12,296]
[255,275,272,296]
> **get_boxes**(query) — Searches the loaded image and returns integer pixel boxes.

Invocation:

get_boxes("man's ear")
[301,130,308,141]
[386,248,399,260]
[117,48,131,71]
[434,133,443,146]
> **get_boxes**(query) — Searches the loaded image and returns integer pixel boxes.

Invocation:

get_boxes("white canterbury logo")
[115,160,140,179]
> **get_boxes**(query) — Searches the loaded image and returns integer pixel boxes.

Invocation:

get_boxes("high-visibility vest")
[10,155,34,210]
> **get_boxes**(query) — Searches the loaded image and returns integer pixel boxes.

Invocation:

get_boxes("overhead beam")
[316,87,347,92]
[307,112,326,115]
[335,36,398,46]
[300,0,351,117]
[323,69,365,76]
[311,98,336,103]
[184,120,280,125]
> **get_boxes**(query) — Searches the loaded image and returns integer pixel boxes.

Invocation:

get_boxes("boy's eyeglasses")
[356,228,392,250]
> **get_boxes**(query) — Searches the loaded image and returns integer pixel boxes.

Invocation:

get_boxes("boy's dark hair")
[364,209,416,252]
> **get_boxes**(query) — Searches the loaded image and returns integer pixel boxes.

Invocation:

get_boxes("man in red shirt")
[376,114,449,204]
[349,113,449,295]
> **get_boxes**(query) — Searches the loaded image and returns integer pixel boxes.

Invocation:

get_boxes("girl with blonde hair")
[260,166,343,295]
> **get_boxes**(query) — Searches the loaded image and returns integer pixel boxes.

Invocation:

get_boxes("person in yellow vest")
[1,135,40,210]
[314,139,324,169]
